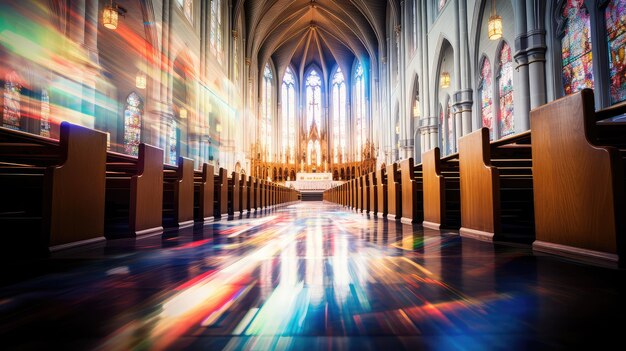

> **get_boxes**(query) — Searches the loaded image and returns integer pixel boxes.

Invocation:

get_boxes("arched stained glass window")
[354,62,366,161]
[124,92,143,156]
[40,89,51,138]
[447,99,453,154]
[498,42,514,137]
[332,68,347,163]
[281,67,296,163]
[561,0,594,95]
[262,63,273,161]
[210,0,222,62]
[480,57,494,140]
[439,104,445,152]
[606,0,626,104]
[2,71,21,130]
[169,118,177,164]
[306,70,322,132]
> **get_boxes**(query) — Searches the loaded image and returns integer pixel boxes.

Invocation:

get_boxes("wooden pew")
[362,174,370,214]
[105,144,164,237]
[0,121,107,253]
[422,148,461,230]
[399,158,424,224]
[215,167,229,219]
[458,128,533,243]
[531,89,626,265]
[163,157,195,228]
[386,163,401,221]
[359,176,365,212]
[354,178,360,211]
[194,163,215,223]
[376,167,388,218]
[253,177,260,211]
[229,172,241,216]
[369,172,378,216]
[244,175,252,213]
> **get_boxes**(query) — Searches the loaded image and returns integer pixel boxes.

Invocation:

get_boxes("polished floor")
[1,202,626,350]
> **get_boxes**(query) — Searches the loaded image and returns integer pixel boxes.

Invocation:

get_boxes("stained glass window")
[480,57,494,140]
[169,118,177,165]
[124,92,143,156]
[262,64,273,161]
[354,62,366,161]
[332,68,347,163]
[40,89,51,138]
[281,68,296,163]
[234,37,239,82]
[606,0,626,104]
[2,72,21,130]
[439,105,445,152]
[447,99,453,154]
[306,70,322,134]
[210,0,222,63]
[561,0,594,95]
[498,43,515,137]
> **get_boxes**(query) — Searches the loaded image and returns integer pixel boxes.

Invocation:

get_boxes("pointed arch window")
[332,68,347,163]
[447,99,454,154]
[354,62,366,161]
[479,57,494,140]
[605,0,626,104]
[281,67,296,163]
[124,92,143,156]
[210,0,223,63]
[2,71,21,130]
[560,0,594,96]
[261,64,273,161]
[498,42,514,137]
[439,104,445,153]
[306,70,322,132]
[168,118,177,164]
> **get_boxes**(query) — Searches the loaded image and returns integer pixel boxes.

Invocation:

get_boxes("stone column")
[458,0,473,136]
[513,0,531,132]
[420,0,435,152]
[525,0,547,109]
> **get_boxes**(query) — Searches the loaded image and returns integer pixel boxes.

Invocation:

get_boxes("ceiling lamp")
[488,0,502,40]
[440,72,451,89]
[103,0,126,30]
[179,108,187,119]
[135,73,146,89]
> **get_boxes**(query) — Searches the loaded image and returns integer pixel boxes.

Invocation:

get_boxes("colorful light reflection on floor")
[1,203,626,350]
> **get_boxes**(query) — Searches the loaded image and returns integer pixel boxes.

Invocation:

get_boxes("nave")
[1,202,625,350]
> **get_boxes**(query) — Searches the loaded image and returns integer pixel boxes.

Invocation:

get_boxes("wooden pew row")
[458,128,534,243]
[0,122,107,254]
[422,148,461,230]
[531,89,626,266]
[399,158,424,224]
[386,164,401,221]
[163,157,195,228]
[215,168,229,219]
[194,163,215,224]
[105,144,164,237]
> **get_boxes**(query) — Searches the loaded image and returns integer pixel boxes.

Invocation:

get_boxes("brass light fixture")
[103,0,126,30]
[488,0,503,40]
[440,72,451,89]
[179,108,188,119]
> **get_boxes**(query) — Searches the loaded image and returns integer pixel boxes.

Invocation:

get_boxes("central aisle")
[1,202,626,350]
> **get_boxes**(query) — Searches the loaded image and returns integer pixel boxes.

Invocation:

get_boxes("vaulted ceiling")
[235,0,395,81]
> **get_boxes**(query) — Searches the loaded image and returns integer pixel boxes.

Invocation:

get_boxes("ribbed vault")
[236,0,392,81]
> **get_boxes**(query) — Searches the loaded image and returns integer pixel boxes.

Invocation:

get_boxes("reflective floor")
[1,202,626,350]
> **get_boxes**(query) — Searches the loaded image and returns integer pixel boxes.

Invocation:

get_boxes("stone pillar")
[525,0,547,109]
[458,0,473,136]
[513,0,531,132]
[420,0,435,152]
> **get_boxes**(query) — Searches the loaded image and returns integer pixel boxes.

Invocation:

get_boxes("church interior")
[1,0,626,349]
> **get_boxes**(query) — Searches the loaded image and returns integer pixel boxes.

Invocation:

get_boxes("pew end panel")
[531,89,626,265]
